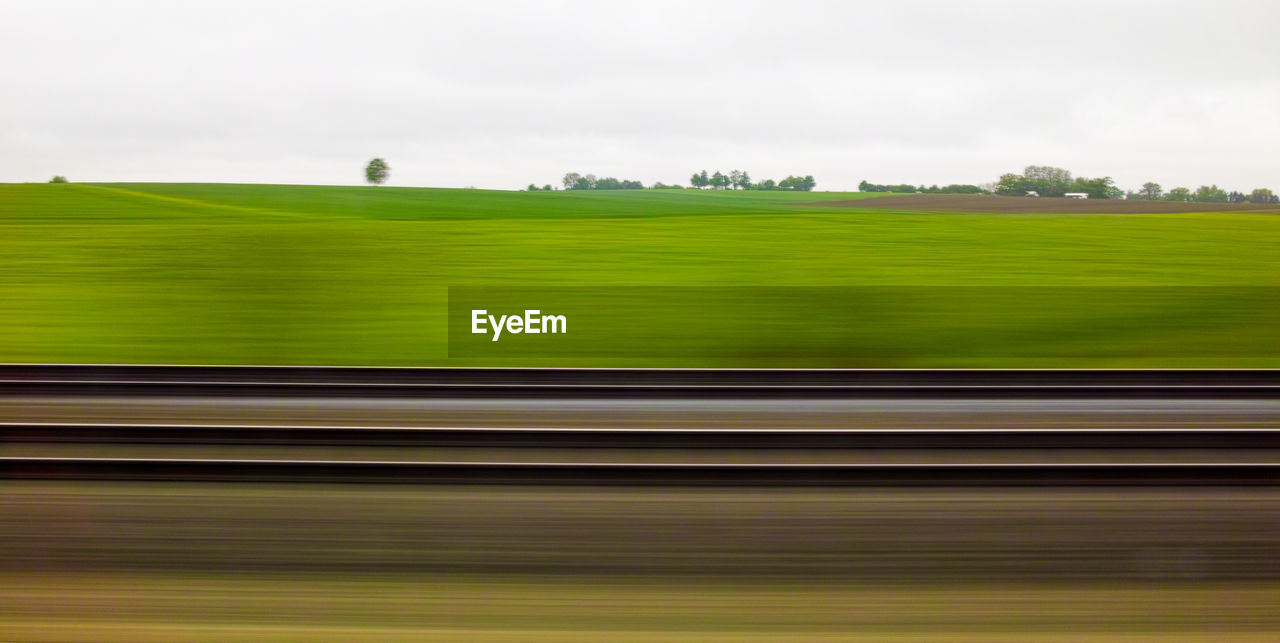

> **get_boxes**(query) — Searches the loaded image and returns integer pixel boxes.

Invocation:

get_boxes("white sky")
[2,0,1277,191]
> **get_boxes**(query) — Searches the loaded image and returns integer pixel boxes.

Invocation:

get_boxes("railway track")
[3,364,1277,398]
[2,365,1277,485]
[5,422,1280,449]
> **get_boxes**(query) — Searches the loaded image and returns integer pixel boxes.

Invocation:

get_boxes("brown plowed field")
[814,194,1280,213]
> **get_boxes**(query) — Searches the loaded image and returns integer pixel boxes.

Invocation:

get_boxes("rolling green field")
[1,183,1277,366]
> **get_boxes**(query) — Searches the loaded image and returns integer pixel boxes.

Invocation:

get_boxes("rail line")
[2,365,1278,398]
[6,422,1280,449]
[1,366,1276,485]
[3,458,1277,486]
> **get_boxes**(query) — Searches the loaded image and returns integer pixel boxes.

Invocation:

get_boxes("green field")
[2,182,1277,366]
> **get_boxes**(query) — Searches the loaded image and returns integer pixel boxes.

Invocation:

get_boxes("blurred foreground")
[2,368,1276,639]
[3,483,1279,641]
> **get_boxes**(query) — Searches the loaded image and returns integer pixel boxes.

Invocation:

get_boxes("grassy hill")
[2,183,1276,366]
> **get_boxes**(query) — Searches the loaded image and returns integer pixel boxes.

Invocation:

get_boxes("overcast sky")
[3,1,1277,191]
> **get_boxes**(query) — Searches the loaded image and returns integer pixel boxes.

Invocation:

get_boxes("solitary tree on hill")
[365,158,390,185]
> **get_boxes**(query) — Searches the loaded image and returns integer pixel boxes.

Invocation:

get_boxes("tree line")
[690,170,816,191]
[994,165,1277,202]
[995,166,1123,199]
[554,173,646,190]
[1130,182,1277,204]
[859,180,985,194]
[528,171,818,191]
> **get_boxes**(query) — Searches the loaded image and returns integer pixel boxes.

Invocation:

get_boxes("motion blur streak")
[1,367,1277,640]
[1,485,1279,640]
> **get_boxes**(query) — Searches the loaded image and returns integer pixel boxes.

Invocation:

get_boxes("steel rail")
[1,365,1277,398]
[3,367,1274,484]
[2,457,1276,486]
[6,422,1280,449]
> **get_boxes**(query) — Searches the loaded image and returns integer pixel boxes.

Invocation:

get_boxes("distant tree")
[996,166,1119,198]
[559,173,643,190]
[996,166,1073,197]
[1071,176,1119,199]
[940,184,984,194]
[994,173,1024,196]
[860,180,922,193]
[1194,185,1228,203]
[588,177,643,190]
[364,158,389,185]
[48,175,69,183]
[1250,188,1277,203]
[1139,182,1162,200]
[1023,165,1073,183]
[1227,191,1247,203]
[728,170,750,190]
[709,171,728,190]
[1166,187,1192,202]
[755,178,777,190]
[527,184,539,191]
[542,184,553,191]
[689,170,709,189]
[775,175,815,191]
